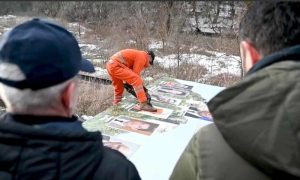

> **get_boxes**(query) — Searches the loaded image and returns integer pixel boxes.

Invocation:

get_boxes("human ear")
[148,55,153,65]
[240,41,262,72]
[61,82,76,117]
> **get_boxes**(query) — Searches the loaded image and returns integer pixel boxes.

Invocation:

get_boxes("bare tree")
[154,2,173,52]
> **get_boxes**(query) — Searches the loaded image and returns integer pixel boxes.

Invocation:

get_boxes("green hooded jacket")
[170,45,300,180]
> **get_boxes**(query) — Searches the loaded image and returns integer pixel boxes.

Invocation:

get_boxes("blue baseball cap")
[0,18,95,90]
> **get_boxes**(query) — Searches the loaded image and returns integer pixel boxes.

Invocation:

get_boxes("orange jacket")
[110,49,150,76]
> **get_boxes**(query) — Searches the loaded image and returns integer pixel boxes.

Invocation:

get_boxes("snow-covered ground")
[0,15,242,81]
[0,14,242,121]
[147,41,241,77]
[147,40,241,76]
[154,52,240,76]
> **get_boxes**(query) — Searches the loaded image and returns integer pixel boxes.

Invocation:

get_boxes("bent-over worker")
[106,49,157,112]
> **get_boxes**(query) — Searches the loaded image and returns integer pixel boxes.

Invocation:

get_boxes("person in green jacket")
[170,2,300,180]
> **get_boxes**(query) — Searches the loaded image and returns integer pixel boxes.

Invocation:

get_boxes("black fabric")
[0,113,141,180]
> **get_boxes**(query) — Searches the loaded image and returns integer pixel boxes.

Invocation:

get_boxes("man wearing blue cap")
[0,18,141,180]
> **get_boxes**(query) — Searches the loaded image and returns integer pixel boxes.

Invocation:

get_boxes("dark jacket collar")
[7,113,78,125]
[0,113,102,141]
[247,44,300,75]
[0,113,107,179]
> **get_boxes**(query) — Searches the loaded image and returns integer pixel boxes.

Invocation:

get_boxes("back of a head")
[147,50,155,65]
[239,1,300,56]
[0,18,95,113]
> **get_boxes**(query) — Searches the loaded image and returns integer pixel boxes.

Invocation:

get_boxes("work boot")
[113,100,121,106]
[139,102,157,112]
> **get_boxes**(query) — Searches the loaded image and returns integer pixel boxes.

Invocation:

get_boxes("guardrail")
[79,72,112,85]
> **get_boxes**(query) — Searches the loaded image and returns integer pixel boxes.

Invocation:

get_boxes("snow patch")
[0,15,17,20]
[79,43,98,50]
[128,40,136,44]
[81,115,94,121]
[144,77,154,82]
[148,40,163,50]
[155,51,241,76]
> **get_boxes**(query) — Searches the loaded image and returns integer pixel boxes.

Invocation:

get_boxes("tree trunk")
[193,0,200,33]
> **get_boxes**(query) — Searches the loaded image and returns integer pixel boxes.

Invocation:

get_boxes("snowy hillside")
[0,15,242,82]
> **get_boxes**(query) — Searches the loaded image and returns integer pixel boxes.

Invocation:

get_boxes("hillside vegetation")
[0,1,248,116]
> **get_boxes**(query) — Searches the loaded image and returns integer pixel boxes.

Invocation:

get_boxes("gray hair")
[0,62,78,113]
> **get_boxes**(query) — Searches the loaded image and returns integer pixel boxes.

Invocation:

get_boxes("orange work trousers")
[106,60,147,104]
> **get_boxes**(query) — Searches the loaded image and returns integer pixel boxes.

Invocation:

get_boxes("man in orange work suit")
[106,49,157,112]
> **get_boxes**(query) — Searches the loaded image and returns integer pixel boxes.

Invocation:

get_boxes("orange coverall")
[106,49,151,105]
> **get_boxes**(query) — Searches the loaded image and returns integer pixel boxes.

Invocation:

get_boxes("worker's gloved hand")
[123,83,153,106]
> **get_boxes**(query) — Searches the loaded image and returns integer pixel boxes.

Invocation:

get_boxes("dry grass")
[146,63,241,87]
[203,73,241,87]
[171,63,208,82]
[74,69,241,116]
[76,80,114,116]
